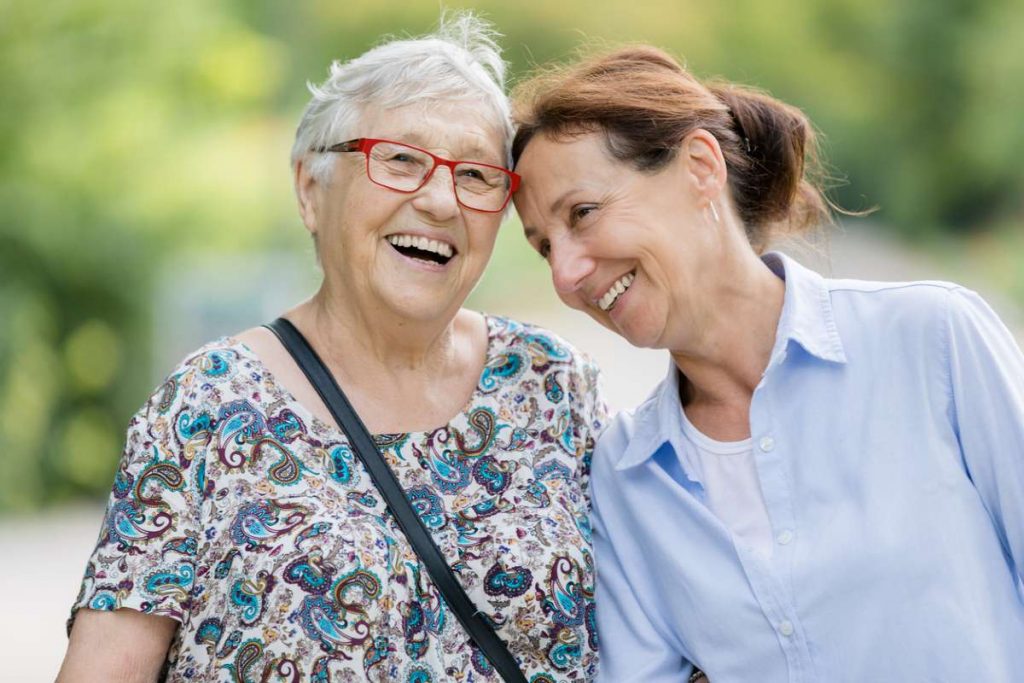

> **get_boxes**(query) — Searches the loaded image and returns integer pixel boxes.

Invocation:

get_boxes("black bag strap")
[265,318,527,683]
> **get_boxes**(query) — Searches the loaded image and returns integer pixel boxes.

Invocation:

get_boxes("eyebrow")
[392,132,500,164]
[521,187,584,241]
[550,188,580,215]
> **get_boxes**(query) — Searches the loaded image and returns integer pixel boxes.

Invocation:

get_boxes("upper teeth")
[598,272,635,311]
[386,234,454,259]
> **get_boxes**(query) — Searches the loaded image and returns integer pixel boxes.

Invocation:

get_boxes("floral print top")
[70,315,607,682]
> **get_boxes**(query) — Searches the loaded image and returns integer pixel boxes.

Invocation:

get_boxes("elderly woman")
[58,15,605,682]
[511,46,1024,682]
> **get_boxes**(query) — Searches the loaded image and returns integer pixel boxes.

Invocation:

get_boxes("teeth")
[598,272,635,311]
[386,234,454,258]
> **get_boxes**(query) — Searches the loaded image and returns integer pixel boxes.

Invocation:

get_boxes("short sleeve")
[68,360,208,632]
[568,351,610,501]
[946,286,1024,578]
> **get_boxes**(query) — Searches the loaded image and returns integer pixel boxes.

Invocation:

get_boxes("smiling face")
[513,130,727,350]
[296,101,507,325]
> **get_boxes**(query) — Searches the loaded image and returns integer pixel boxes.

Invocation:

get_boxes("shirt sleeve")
[69,362,207,632]
[946,286,1024,579]
[590,432,692,682]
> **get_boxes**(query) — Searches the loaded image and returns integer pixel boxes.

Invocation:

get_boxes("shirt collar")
[615,359,689,470]
[763,251,847,365]
[613,251,846,471]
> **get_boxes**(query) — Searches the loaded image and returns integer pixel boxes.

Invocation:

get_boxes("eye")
[569,204,598,225]
[388,152,416,163]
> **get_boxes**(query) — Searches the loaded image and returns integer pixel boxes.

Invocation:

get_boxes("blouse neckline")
[225,312,501,441]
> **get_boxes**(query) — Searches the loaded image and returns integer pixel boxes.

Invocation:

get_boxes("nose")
[411,166,459,220]
[548,237,596,297]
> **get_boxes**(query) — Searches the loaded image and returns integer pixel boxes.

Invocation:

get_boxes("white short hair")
[291,11,512,182]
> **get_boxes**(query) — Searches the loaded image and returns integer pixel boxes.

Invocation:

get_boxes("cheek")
[468,217,502,252]
[555,288,587,312]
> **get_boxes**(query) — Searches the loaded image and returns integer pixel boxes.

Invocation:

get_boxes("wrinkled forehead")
[357,100,509,163]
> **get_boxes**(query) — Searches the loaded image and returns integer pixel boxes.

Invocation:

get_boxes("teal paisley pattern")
[70,315,607,682]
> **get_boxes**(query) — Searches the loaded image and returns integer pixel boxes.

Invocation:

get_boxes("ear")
[679,128,728,201]
[293,158,321,235]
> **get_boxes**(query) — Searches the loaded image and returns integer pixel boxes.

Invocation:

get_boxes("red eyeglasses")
[317,138,520,213]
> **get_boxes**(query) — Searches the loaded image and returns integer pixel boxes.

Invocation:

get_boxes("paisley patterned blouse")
[70,315,607,682]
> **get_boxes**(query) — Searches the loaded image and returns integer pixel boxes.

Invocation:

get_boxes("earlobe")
[294,159,319,235]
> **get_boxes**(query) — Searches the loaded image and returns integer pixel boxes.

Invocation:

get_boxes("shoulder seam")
[828,280,960,295]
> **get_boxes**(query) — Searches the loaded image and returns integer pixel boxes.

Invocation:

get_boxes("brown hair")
[512,46,832,251]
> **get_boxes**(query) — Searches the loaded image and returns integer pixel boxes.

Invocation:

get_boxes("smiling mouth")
[386,234,456,266]
[598,271,635,311]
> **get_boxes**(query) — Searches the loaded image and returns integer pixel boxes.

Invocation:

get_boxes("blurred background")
[1,0,1022,678]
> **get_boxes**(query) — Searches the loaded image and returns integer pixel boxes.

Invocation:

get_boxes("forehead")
[359,101,506,162]
[518,131,616,181]
[515,132,618,208]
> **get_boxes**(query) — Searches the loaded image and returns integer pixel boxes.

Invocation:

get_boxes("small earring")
[709,201,721,224]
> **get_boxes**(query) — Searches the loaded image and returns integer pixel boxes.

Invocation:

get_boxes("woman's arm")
[592,490,695,682]
[57,608,177,683]
[946,287,1024,575]
[589,424,694,683]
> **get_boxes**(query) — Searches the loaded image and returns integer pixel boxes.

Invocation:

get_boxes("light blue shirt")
[592,252,1024,682]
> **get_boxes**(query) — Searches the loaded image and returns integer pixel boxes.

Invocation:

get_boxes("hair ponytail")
[513,46,834,251]
[707,83,829,248]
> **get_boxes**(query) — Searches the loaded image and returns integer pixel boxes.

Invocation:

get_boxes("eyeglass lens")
[367,141,511,212]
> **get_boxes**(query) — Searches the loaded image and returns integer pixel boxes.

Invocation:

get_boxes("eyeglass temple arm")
[312,139,363,154]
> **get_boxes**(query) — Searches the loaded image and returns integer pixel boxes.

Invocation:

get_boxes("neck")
[669,251,785,407]
[288,284,465,384]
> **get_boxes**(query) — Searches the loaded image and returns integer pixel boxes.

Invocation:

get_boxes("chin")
[621,328,665,350]
[390,286,468,322]
[608,312,667,350]
[390,299,458,325]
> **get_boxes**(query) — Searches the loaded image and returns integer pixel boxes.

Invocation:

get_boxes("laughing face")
[297,102,507,325]
[513,130,725,350]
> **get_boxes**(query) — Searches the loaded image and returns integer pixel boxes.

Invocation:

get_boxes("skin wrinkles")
[391,129,505,168]
[296,101,505,374]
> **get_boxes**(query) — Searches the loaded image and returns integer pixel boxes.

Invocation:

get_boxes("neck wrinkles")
[670,253,785,404]
[302,285,464,380]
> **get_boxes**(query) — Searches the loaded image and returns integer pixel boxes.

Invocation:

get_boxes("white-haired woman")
[59,14,605,682]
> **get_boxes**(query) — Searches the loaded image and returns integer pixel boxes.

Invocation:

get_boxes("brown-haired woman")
[512,46,1024,682]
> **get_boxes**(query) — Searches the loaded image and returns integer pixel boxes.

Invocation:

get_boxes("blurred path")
[0,504,103,681]
[3,225,1020,680]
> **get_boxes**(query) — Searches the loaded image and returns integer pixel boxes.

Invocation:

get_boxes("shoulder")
[487,314,591,362]
[483,314,608,450]
[486,314,602,380]
[827,275,961,304]
[825,276,965,332]
[137,337,258,422]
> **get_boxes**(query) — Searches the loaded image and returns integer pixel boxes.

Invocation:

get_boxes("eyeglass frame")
[313,137,521,213]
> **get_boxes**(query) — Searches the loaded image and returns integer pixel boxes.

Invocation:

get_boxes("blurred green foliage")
[1,0,1022,511]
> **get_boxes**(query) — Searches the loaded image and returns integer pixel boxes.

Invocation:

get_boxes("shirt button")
[777,530,794,545]
[779,620,794,637]
[758,435,775,452]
